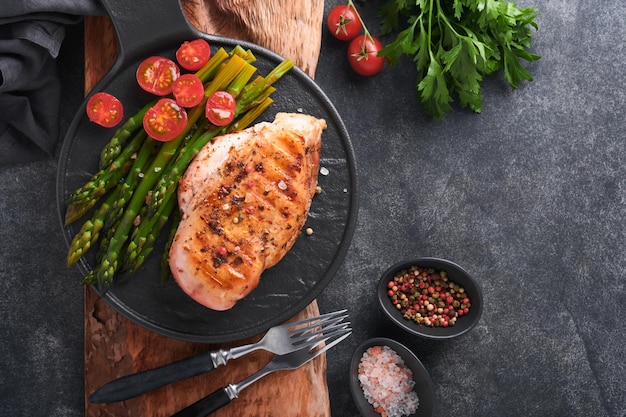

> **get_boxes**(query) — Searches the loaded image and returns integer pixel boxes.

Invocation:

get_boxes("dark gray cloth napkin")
[0,1,105,166]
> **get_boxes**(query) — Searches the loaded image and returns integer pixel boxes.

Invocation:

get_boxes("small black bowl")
[349,337,435,417]
[377,257,483,339]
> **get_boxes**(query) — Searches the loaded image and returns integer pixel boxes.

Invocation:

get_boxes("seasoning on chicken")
[169,112,326,310]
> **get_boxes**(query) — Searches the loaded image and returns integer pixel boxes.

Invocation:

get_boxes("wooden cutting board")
[83,1,330,416]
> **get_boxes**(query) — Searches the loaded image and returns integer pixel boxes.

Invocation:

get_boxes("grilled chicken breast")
[169,113,326,310]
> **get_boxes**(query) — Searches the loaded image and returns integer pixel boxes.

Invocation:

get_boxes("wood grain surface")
[83,1,329,415]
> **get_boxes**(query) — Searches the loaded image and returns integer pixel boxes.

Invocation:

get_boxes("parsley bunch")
[378,0,541,119]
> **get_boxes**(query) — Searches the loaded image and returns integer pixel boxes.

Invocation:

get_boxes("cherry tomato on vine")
[86,92,124,128]
[326,5,362,41]
[347,35,385,76]
[205,91,236,126]
[172,74,205,108]
[176,39,211,71]
[136,56,180,96]
[143,98,188,142]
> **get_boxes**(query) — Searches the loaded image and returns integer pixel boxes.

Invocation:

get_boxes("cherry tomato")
[143,98,188,142]
[205,91,236,126]
[347,35,385,76]
[136,56,180,96]
[172,74,205,108]
[86,91,124,128]
[326,5,362,41]
[176,39,211,71]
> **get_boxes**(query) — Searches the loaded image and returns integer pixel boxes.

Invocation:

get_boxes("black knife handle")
[171,387,232,417]
[89,350,216,403]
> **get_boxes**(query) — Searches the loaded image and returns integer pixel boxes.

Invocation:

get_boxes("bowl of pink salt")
[378,257,483,340]
[349,337,435,417]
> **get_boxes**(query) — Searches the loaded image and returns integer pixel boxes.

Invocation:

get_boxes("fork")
[171,329,352,417]
[89,309,350,403]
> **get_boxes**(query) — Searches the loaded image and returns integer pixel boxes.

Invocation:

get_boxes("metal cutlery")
[171,329,352,417]
[89,309,349,403]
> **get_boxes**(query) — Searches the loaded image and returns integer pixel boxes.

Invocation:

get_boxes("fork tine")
[287,312,349,339]
[290,321,351,346]
[282,309,347,330]
[305,330,352,358]
[296,326,352,350]
[286,309,346,325]
[288,314,348,337]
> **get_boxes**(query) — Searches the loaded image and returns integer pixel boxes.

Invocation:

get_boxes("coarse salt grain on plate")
[358,345,419,417]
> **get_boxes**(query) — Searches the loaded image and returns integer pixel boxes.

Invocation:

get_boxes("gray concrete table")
[2,1,625,416]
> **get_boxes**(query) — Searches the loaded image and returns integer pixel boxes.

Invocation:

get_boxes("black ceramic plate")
[56,0,358,343]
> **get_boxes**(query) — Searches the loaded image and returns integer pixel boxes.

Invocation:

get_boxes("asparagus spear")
[104,131,158,229]
[123,124,202,262]
[64,129,147,225]
[66,190,118,267]
[123,193,176,274]
[98,101,153,169]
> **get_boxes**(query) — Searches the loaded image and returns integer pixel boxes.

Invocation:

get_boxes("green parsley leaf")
[417,53,452,120]
[378,0,540,119]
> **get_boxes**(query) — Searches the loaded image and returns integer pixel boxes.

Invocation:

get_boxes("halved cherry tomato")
[136,56,180,96]
[86,91,124,128]
[172,74,205,108]
[347,35,385,76]
[327,5,362,41]
[143,98,188,142]
[176,39,211,71]
[205,91,236,126]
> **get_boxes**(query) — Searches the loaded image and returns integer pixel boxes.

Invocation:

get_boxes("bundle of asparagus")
[63,45,294,290]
